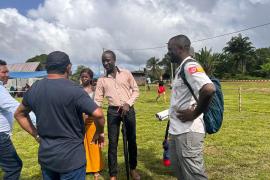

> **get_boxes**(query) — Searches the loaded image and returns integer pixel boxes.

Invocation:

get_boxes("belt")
[108,106,121,110]
[108,105,134,110]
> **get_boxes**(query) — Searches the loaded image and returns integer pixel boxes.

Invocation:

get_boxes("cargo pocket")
[181,132,205,175]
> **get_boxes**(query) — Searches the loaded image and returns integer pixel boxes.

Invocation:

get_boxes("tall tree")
[223,34,255,74]
[70,65,88,83]
[146,57,163,80]
[195,47,219,76]
[260,62,270,77]
[26,54,48,70]
[159,54,175,80]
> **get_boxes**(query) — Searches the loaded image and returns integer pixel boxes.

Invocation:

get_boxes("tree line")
[25,33,270,81]
[146,34,270,80]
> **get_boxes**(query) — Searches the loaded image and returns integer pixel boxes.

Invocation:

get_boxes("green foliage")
[260,62,270,77]
[195,47,219,76]
[70,65,88,83]
[158,54,175,80]
[146,57,164,80]
[223,34,256,74]
[26,54,48,71]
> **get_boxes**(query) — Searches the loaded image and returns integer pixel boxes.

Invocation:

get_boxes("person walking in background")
[156,76,166,103]
[14,51,105,180]
[167,35,215,179]
[80,68,104,180]
[146,77,151,91]
[95,50,140,180]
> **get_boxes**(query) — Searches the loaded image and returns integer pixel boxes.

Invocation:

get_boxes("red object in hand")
[163,159,171,167]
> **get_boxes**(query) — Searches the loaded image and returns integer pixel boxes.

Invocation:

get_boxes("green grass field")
[1,82,270,179]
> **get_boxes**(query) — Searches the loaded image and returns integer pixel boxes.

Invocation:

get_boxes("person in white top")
[167,35,215,180]
[0,60,35,180]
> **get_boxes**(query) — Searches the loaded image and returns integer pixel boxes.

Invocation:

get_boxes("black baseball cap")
[46,51,71,73]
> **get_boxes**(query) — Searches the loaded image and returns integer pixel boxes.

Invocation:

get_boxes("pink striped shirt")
[94,68,139,107]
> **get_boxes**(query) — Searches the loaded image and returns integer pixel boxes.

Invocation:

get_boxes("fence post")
[238,87,242,112]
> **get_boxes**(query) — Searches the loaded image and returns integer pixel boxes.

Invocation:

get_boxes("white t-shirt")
[169,56,213,135]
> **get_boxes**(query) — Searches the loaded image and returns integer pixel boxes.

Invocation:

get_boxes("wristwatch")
[35,134,40,142]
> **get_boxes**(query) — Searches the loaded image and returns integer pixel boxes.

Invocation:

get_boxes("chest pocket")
[172,76,185,98]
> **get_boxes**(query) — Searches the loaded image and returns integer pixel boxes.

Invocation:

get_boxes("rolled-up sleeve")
[0,87,19,115]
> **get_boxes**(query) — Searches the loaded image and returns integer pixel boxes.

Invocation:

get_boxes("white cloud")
[0,0,269,71]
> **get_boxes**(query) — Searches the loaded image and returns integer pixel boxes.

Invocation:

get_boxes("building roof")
[7,62,40,72]
[131,70,145,75]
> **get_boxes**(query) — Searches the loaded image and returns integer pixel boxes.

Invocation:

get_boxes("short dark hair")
[102,50,116,60]
[46,51,71,74]
[80,68,94,79]
[0,60,7,66]
[170,34,191,51]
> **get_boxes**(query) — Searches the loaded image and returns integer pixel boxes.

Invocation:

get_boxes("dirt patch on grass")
[204,145,224,156]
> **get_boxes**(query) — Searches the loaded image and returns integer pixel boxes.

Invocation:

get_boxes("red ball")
[163,159,171,167]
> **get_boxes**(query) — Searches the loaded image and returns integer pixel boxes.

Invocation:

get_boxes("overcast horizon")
[0,0,270,73]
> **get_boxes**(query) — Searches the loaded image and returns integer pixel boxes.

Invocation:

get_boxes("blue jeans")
[0,132,22,180]
[42,165,86,180]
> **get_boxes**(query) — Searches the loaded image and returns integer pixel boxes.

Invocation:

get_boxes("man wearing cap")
[95,50,140,180]
[14,51,105,180]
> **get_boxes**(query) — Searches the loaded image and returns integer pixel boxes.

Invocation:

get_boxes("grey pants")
[169,132,208,180]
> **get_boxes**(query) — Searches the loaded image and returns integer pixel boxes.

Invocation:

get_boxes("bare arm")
[14,103,39,142]
[194,83,216,117]
[91,107,105,134]
[91,107,105,147]
[178,83,216,122]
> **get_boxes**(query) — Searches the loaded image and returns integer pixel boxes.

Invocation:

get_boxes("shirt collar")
[106,66,121,77]
[175,56,192,73]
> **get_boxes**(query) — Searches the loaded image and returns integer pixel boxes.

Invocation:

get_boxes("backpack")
[179,59,224,134]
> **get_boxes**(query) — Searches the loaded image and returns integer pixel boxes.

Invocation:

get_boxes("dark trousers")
[42,165,86,180]
[0,132,22,180]
[107,106,137,177]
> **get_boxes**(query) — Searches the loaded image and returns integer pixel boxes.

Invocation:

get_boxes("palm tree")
[159,54,175,80]
[223,34,255,74]
[146,57,163,80]
[195,47,219,76]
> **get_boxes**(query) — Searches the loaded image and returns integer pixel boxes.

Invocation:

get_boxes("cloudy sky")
[0,0,269,72]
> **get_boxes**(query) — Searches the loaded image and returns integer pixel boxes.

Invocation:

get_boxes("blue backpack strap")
[179,59,199,102]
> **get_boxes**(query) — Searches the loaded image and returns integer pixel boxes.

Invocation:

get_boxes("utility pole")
[170,62,174,83]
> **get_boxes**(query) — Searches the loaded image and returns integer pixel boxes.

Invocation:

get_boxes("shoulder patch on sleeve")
[188,65,205,74]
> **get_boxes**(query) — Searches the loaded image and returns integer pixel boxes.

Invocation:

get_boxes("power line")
[192,22,270,43]
[105,22,270,51]
[105,45,166,51]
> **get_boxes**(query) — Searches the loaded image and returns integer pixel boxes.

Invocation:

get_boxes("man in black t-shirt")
[14,51,105,180]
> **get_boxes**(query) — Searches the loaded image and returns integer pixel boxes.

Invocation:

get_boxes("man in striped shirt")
[95,50,140,180]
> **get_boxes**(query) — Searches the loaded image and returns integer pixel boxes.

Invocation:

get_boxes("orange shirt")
[94,68,139,107]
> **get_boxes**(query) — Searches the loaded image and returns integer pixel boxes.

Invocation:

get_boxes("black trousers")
[0,132,22,180]
[107,106,137,177]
